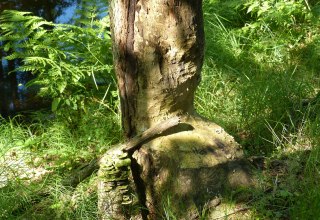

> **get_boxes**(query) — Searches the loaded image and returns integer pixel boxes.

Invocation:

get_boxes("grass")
[1,0,320,219]
[0,102,121,219]
[194,0,320,219]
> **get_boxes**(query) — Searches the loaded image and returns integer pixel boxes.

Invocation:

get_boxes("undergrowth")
[194,0,320,219]
[1,0,320,219]
[0,104,121,219]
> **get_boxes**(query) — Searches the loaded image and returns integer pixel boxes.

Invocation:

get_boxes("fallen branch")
[123,116,181,151]
[62,158,100,187]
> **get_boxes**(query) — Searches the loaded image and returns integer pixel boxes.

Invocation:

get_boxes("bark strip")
[111,0,138,139]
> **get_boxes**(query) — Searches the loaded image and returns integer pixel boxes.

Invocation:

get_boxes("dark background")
[0,0,77,117]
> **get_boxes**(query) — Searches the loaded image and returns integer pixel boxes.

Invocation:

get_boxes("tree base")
[132,115,253,219]
[97,115,253,219]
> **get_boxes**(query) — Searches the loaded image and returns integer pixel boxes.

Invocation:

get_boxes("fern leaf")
[16,65,38,73]
[33,29,48,40]
[5,52,21,60]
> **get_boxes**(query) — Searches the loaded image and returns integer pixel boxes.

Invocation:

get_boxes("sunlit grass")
[195,1,320,219]
[1,0,320,219]
[0,103,120,219]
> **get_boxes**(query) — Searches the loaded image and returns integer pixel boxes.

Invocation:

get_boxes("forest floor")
[1,0,320,219]
[0,117,314,219]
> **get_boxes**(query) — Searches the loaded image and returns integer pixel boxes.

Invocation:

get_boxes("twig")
[212,206,250,220]
[304,0,311,11]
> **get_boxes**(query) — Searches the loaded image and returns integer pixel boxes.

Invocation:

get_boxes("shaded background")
[0,0,78,117]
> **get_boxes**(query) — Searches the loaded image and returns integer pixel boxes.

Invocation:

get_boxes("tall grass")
[0,103,121,219]
[196,0,320,219]
[1,0,320,219]
[198,0,316,155]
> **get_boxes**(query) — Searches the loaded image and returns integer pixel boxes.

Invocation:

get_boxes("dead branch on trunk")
[63,116,181,187]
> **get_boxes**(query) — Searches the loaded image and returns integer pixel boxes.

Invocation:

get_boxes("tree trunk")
[110,0,204,138]
[98,1,251,219]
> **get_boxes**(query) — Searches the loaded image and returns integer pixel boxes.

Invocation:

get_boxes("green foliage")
[1,0,320,219]
[161,195,179,220]
[0,106,121,219]
[0,9,114,120]
[238,0,317,68]
[289,114,320,219]
[199,0,319,154]
[198,0,320,219]
[0,174,99,219]
[0,2,119,218]
[0,116,29,154]
[73,0,108,27]
[244,0,310,26]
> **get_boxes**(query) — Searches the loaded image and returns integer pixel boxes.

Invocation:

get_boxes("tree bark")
[98,1,250,219]
[110,0,204,138]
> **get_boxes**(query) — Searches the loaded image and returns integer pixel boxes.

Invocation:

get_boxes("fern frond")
[15,65,39,73]
[0,7,114,114]
[0,10,32,22]
[5,52,23,60]
[24,57,60,69]
[31,44,67,59]
[33,29,48,40]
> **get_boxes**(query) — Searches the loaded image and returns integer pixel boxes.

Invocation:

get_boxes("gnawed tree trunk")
[111,0,204,137]
[98,0,252,219]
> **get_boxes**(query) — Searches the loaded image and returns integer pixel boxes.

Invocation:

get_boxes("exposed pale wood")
[110,0,204,137]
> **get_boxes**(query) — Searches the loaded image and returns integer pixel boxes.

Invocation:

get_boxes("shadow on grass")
[155,149,319,220]
[198,0,320,155]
